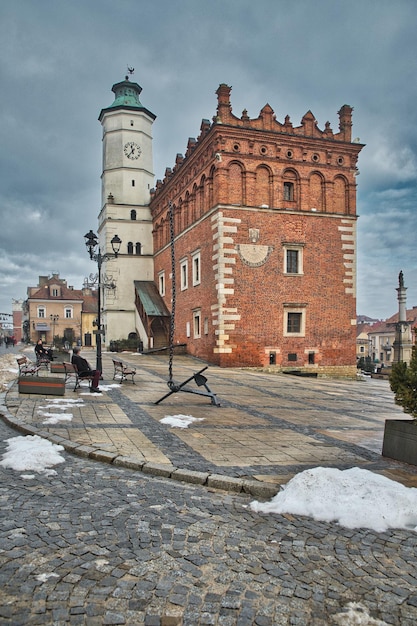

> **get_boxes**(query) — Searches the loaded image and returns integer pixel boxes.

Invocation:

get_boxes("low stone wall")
[259,365,358,379]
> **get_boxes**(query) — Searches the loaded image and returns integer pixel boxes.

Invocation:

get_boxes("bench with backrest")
[63,362,95,392]
[17,356,40,377]
[36,354,50,370]
[112,359,136,384]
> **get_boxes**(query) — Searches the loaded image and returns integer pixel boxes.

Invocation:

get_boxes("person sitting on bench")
[35,339,54,361]
[71,346,102,393]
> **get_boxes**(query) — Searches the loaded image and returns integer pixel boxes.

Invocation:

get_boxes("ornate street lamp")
[84,230,122,374]
[49,314,59,347]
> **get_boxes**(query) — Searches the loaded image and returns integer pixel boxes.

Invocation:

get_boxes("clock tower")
[98,75,156,346]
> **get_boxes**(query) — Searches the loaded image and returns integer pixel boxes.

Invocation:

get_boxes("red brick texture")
[150,85,363,374]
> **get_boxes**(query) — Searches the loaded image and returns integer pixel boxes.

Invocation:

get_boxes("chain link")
[168,201,176,385]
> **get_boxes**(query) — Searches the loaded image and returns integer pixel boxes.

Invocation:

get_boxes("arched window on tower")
[131,209,137,220]
[135,242,142,255]
[127,242,133,255]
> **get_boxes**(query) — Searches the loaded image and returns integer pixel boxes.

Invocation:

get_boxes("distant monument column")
[392,271,413,363]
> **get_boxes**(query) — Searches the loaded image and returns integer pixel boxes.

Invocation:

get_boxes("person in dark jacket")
[71,346,101,393]
[35,339,54,361]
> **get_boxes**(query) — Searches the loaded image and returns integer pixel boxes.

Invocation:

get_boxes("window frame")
[283,181,294,202]
[283,243,304,275]
[158,271,165,297]
[180,258,188,291]
[193,309,201,338]
[192,251,201,286]
[283,306,306,337]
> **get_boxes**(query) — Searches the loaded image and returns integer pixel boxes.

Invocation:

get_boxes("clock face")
[124,141,142,160]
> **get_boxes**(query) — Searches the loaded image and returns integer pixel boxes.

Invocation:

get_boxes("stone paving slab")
[2,350,417,497]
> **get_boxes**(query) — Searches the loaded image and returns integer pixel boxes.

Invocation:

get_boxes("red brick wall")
[150,85,362,372]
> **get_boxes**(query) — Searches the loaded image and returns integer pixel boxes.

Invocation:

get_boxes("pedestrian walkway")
[2,349,417,497]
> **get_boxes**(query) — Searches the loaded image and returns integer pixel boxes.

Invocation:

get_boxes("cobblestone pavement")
[1,412,417,626]
[2,351,417,624]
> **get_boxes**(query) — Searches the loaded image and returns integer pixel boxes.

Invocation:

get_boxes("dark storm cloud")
[0,0,416,318]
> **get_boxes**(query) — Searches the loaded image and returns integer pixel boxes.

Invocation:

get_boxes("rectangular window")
[283,244,303,274]
[193,310,201,338]
[287,312,302,333]
[192,252,201,286]
[158,272,165,297]
[308,351,315,364]
[38,308,45,318]
[283,182,294,201]
[286,249,299,274]
[288,353,297,362]
[52,288,59,297]
[283,307,306,337]
[65,308,72,319]
[180,259,188,290]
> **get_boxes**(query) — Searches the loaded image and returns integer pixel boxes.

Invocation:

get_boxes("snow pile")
[250,467,417,533]
[37,398,84,424]
[0,435,65,476]
[333,602,389,625]
[160,414,205,428]
[0,353,21,392]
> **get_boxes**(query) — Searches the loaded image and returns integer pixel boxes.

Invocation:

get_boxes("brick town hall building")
[97,75,364,375]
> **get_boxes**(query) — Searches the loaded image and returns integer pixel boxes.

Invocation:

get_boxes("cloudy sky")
[1,0,416,320]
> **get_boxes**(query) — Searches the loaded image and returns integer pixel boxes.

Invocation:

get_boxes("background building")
[26,274,83,346]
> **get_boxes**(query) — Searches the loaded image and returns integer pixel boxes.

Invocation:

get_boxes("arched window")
[255,165,271,207]
[135,242,142,255]
[229,161,244,205]
[333,176,348,214]
[309,172,325,212]
[131,209,137,220]
[127,242,133,255]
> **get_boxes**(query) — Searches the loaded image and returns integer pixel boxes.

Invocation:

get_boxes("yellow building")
[26,274,84,347]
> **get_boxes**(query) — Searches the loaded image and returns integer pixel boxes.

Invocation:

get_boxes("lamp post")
[84,230,122,374]
[49,314,59,347]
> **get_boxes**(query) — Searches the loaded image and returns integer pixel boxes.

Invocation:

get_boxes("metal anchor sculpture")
[155,201,220,407]
[155,365,220,406]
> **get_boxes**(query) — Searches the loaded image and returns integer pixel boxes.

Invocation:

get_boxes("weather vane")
[125,66,135,80]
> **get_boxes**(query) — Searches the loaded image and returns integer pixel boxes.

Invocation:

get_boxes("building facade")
[98,77,364,374]
[26,274,84,346]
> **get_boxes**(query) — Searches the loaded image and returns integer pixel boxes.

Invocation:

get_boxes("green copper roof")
[134,281,170,317]
[99,77,156,122]
[109,79,143,109]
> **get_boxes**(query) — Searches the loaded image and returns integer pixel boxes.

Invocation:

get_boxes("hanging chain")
[168,201,176,386]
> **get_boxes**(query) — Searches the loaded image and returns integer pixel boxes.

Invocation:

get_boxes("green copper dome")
[109,79,143,108]
[99,76,156,122]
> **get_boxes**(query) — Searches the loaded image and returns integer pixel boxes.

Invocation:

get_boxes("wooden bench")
[112,359,136,384]
[63,362,95,392]
[17,357,40,377]
[36,355,50,371]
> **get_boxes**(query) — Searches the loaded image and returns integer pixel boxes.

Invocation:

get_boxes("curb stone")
[0,394,279,500]
[0,406,279,499]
